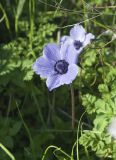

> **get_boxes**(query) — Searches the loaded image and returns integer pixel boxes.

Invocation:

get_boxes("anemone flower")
[33,43,79,91]
[60,24,95,62]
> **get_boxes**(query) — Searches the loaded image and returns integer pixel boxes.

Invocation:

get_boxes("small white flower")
[107,117,116,139]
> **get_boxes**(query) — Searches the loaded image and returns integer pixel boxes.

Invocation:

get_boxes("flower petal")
[60,36,72,44]
[33,56,55,78]
[60,42,81,64]
[43,43,61,62]
[83,33,95,47]
[46,74,61,91]
[108,118,116,139]
[70,24,86,42]
[60,64,78,85]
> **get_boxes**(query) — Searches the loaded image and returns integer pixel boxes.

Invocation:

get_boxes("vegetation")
[0,0,116,159]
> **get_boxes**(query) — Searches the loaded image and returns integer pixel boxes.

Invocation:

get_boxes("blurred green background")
[0,0,116,159]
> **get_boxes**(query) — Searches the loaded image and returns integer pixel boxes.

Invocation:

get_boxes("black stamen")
[74,40,83,50]
[54,60,69,74]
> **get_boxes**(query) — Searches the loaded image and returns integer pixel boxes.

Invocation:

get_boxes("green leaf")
[9,121,22,136]
[93,115,108,132]
[16,0,26,19]
[3,136,14,149]
[83,50,96,67]
[98,84,109,93]
[82,94,97,114]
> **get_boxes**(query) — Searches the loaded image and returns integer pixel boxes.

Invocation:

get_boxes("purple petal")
[33,56,55,78]
[60,36,72,44]
[60,42,81,64]
[83,33,95,47]
[46,74,61,91]
[60,64,78,85]
[43,43,61,62]
[70,24,86,42]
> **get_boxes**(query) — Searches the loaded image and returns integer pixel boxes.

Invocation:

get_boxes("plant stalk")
[70,84,75,129]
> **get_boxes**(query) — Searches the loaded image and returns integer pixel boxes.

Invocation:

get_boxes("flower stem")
[70,84,75,129]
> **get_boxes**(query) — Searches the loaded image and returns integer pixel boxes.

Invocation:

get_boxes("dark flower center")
[74,40,83,50]
[54,60,69,74]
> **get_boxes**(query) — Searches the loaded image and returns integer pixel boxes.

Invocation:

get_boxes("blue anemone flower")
[33,43,78,91]
[60,24,95,61]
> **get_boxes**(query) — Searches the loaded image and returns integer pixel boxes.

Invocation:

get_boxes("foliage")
[79,29,116,159]
[0,0,116,160]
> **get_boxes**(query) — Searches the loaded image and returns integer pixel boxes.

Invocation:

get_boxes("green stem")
[70,84,75,129]
[0,143,16,160]
[76,111,86,160]
[15,16,18,36]
[16,102,36,160]
[42,145,71,160]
